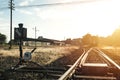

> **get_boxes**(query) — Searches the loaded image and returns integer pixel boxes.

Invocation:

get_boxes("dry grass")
[0,46,80,80]
[32,46,79,65]
[0,46,79,69]
[0,49,19,57]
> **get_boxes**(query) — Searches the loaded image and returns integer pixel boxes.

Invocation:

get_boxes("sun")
[53,0,120,37]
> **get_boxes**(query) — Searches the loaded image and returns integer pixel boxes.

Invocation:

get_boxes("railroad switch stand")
[13,23,37,69]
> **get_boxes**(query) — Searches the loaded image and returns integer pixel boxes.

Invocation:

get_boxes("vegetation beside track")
[101,47,120,65]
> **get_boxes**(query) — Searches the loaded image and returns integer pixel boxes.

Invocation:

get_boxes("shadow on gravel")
[0,56,19,70]
[45,48,83,67]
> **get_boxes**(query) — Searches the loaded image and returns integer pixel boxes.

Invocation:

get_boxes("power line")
[0,0,9,7]
[0,0,13,10]
[0,0,9,5]
[15,0,98,8]
[0,0,99,10]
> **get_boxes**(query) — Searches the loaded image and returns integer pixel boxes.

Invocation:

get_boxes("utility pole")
[35,27,37,47]
[9,0,15,49]
[33,27,39,48]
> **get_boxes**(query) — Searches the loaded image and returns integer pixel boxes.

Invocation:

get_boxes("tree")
[111,27,120,47]
[82,33,92,46]
[65,38,72,44]
[0,33,6,44]
[82,33,98,47]
[92,36,98,46]
[71,38,82,46]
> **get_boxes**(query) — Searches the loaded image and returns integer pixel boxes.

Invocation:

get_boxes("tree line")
[0,33,6,44]
[65,27,120,47]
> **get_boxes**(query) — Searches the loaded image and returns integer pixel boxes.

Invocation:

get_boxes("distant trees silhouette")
[64,27,120,47]
[110,27,120,47]
[0,33,6,44]
[65,38,72,45]
[82,27,120,47]
[82,33,98,47]
[64,34,98,47]
[65,38,82,46]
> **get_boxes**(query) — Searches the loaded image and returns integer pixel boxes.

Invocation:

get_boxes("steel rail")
[93,48,112,66]
[58,49,86,80]
[80,48,93,64]
[95,48,120,70]
[74,75,117,80]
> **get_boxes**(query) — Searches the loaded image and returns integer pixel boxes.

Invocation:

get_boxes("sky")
[0,0,120,42]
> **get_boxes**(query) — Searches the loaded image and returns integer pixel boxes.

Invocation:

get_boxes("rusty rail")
[95,48,120,70]
[58,49,86,80]
[59,48,120,80]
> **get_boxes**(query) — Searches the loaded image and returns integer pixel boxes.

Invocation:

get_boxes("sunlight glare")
[29,0,120,39]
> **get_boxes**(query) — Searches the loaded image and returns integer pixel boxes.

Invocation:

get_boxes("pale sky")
[0,0,120,42]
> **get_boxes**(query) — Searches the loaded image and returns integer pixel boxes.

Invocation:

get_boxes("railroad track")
[1,48,120,80]
[59,48,120,80]
[2,62,69,80]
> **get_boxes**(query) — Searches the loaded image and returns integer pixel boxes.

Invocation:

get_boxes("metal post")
[19,36,23,64]
[35,27,36,48]
[19,23,23,64]
[9,0,14,49]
